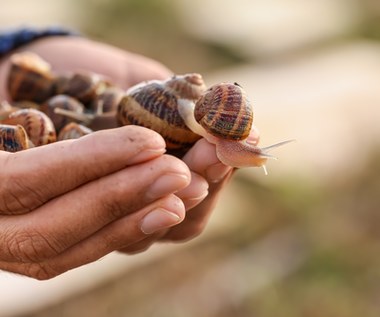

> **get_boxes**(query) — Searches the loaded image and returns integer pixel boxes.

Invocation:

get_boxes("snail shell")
[194,82,253,141]
[41,95,85,132]
[58,122,93,140]
[62,72,109,105]
[91,86,124,114]
[7,52,55,102]
[0,124,30,152]
[1,108,56,146]
[117,73,206,153]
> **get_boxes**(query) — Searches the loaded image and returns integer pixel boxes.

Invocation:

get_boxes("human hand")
[0,126,193,279]
[119,126,261,254]
[0,36,260,278]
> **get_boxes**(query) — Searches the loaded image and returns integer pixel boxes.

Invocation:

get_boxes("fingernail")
[146,173,190,200]
[126,148,166,165]
[206,163,232,183]
[140,208,181,234]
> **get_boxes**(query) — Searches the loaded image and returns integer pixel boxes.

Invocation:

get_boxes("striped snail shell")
[117,73,207,154]
[7,52,55,103]
[1,108,56,146]
[194,82,253,141]
[58,122,93,141]
[0,124,30,152]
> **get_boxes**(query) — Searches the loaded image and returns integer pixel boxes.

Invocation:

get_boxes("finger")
[0,125,166,215]
[161,170,234,242]
[181,138,233,183]
[118,231,167,255]
[161,138,238,242]
[0,155,190,263]
[0,195,184,280]
[176,172,209,210]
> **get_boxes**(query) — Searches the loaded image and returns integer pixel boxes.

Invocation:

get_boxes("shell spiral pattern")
[194,83,253,141]
[117,75,206,153]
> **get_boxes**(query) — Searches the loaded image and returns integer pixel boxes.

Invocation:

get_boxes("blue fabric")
[0,26,77,57]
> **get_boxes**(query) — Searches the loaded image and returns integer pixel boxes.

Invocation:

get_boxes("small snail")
[117,73,206,155]
[41,94,85,132]
[7,52,55,102]
[61,72,109,105]
[58,122,93,140]
[1,108,56,146]
[117,74,292,172]
[0,124,30,152]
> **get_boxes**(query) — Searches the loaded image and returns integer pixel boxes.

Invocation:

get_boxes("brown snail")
[7,52,55,102]
[117,73,206,155]
[1,108,56,146]
[41,94,85,132]
[0,124,30,152]
[117,74,292,173]
[58,122,93,140]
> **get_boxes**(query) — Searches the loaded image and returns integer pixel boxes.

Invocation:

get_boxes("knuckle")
[6,228,60,262]
[0,173,45,214]
[100,198,127,221]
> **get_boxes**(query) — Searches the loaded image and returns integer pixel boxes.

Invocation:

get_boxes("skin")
[0,37,259,280]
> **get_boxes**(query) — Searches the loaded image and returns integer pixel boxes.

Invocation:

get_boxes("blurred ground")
[1,0,380,316]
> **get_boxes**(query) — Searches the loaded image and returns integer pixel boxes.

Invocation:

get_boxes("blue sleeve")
[0,26,78,57]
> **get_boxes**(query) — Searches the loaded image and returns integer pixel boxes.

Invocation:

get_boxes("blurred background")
[1,0,380,316]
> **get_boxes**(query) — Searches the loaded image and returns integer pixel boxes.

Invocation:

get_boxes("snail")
[60,72,109,105]
[117,74,292,173]
[117,73,206,155]
[0,124,30,152]
[7,52,55,102]
[58,122,93,140]
[41,94,85,132]
[1,108,56,146]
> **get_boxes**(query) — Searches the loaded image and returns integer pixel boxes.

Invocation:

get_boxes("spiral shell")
[91,86,124,114]
[194,82,253,141]
[0,124,30,152]
[58,122,92,140]
[117,73,206,153]
[62,72,108,105]
[7,52,55,102]
[2,109,56,146]
[41,95,85,132]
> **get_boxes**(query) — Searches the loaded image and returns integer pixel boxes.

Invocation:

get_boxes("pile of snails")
[0,52,291,173]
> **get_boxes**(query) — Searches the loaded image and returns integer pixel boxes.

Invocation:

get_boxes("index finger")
[0,125,165,214]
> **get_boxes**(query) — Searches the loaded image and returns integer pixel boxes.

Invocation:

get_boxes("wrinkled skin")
[0,37,259,279]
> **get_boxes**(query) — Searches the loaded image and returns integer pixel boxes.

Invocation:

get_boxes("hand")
[0,126,193,279]
[0,36,259,279]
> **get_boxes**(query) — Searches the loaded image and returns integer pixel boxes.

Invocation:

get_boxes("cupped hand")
[0,126,192,279]
[0,36,260,279]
